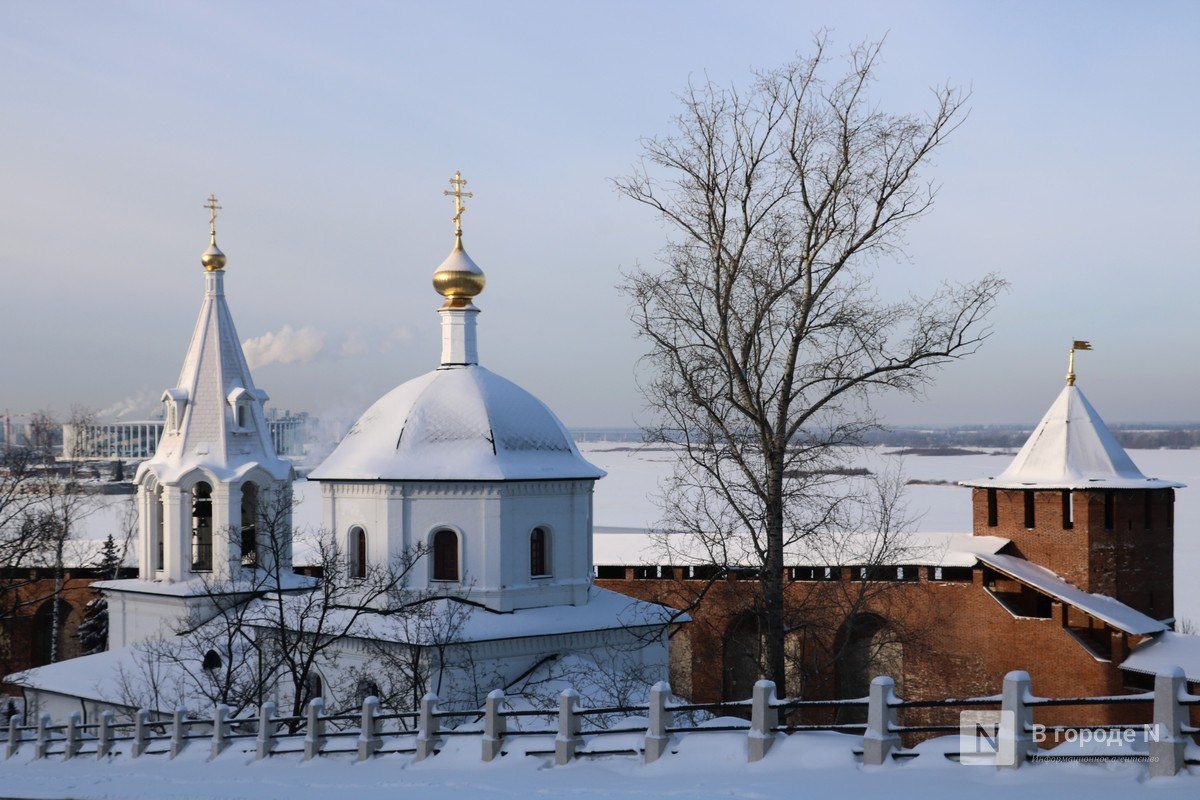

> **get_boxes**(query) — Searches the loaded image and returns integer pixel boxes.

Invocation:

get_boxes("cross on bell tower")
[443,171,473,237]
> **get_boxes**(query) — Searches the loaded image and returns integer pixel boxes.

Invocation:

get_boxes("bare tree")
[112,486,431,723]
[0,447,51,673]
[0,409,99,670]
[616,36,1004,695]
[35,407,98,663]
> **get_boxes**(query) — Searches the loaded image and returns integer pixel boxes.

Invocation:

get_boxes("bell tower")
[101,197,295,646]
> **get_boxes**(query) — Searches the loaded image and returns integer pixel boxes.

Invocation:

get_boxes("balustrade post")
[303,698,325,760]
[1149,666,1186,778]
[64,712,81,760]
[96,710,114,760]
[863,676,901,766]
[169,708,187,759]
[35,713,51,760]
[644,681,671,764]
[211,704,230,759]
[555,688,582,766]
[748,680,778,763]
[6,715,20,760]
[482,690,505,762]
[357,696,381,762]
[415,693,440,762]
[998,671,1033,769]
[132,709,150,758]
[256,702,276,761]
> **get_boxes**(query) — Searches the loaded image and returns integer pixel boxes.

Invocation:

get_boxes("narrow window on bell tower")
[986,489,998,528]
[1061,490,1073,530]
[1023,490,1035,529]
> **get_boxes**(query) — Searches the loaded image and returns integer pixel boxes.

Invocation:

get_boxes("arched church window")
[530,527,550,577]
[202,649,223,671]
[355,677,381,707]
[236,404,246,429]
[306,672,323,702]
[191,482,213,572]
[350,526,367,579]
[240,482,259,568]
[154,487,165,573]
[432,529,459,581]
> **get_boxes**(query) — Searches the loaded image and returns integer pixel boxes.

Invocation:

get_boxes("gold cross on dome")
[443,171,473,236]
[204,194,222,239]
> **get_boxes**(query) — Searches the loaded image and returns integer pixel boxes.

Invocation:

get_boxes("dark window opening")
[790,566,837,581]
[350,526,367,579]
[202,649,223,671]
[240,482,259,567]
[431,529,459,581]
[930,566,973,582]
[355,678,381,706]
[154,489,165,572]
[1061,490,1073,530]
[1023,490,1035,529]
[530,527,550,577]
[634,565,670,580]
[986,488,998,527]
[685,565,722,581]
[191,482,213,572]
[595,565,626,580]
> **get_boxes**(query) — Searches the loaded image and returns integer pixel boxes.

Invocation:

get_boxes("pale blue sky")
[2,1,1197,429]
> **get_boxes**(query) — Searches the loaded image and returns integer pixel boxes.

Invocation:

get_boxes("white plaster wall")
[321,479,597,612]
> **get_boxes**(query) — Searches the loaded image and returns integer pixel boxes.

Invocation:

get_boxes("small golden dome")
[201,241,227,271]
[432,238,485,307]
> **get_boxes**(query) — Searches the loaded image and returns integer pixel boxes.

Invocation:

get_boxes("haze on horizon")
[2,1,1197,432]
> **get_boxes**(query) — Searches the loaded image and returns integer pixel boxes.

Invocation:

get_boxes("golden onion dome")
[201,240,227,271]
[432,238,485,308]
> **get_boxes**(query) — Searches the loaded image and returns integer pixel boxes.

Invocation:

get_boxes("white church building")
[12,184,673,721]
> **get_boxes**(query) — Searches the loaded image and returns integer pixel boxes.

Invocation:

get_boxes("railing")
[4,667,1199,778]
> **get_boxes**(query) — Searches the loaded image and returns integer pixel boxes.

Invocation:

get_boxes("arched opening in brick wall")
[722,612,763,702]
[834,613,902,723]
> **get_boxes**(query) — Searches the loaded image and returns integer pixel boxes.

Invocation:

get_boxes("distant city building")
[62,411,317,462]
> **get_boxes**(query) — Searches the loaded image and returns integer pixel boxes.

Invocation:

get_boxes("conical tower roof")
[961,383,1183,490]
[135,211,292,486]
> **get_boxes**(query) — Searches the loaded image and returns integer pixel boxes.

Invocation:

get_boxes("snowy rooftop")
[593,528,1008,569]
[976,551,1167,635]
[960,384,1184,490]
[347,586,679,646]
[93,571,317,597]
[11,644,150,705]
[1122,631,1200,681]
[310,366,603,482]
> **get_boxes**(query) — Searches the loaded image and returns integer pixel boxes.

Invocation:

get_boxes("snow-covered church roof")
[310,219,601,483]
[961,383,1183,490]
[310,365,603,481]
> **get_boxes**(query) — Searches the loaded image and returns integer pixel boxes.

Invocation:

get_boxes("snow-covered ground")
[2,725,1199,800]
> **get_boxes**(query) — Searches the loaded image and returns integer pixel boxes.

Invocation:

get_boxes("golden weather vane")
[443,171,473,237]
[204,194,222,241]
[1067,339,1092,386]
